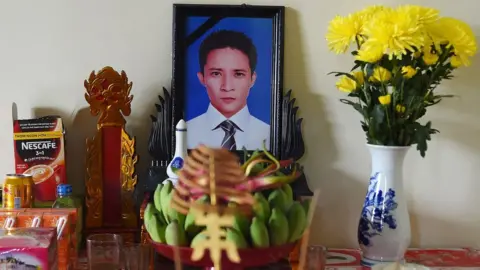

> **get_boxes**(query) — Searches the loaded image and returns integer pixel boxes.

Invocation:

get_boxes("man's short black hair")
[199,30,257,73]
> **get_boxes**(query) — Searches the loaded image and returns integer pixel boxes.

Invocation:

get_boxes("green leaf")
[328,72,359,83]
[365,64,375,78]
[347,91,360,98]
[433,94,455,99]
[242,147,248,161]
[340,99,364,116]
[360,121,369,132]
[370,104,386,141]
[351,63,361,71]
[413,121,439,157]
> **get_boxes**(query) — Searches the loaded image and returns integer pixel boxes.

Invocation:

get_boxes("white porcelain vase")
[358,144,411,267]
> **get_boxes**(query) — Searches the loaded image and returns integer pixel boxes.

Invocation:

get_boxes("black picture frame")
[171,3,285,159]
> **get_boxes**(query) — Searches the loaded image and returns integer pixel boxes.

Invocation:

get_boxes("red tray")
[151,240,296,269]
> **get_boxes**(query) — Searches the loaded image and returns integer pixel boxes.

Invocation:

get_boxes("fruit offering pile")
[144,180,311,249]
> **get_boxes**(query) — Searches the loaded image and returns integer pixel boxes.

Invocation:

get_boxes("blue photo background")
[184,17,273,124]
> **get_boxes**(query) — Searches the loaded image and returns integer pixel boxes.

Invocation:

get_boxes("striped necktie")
[218,120,237,150]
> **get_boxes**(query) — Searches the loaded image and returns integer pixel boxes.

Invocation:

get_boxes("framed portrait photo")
[171,4,285,158]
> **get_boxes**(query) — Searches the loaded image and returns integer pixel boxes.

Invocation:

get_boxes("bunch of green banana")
[144,182,312,250]
[144,181,188,246]
[224,185,311,249]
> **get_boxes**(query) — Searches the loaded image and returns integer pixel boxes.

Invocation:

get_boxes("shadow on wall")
[284,8,366,248]
[433,41,480,148]
[123,83,165,186]
[407,33,480,247]
[410,213,480,248]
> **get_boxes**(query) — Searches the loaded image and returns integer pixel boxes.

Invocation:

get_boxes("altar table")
[76,247,480,269]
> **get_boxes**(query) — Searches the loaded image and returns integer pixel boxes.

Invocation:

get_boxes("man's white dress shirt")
[186,104,270,150]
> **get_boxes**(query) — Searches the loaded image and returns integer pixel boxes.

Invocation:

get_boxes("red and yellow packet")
[43,212,70,270]
[0,208,78,270]
[17,211,43,227]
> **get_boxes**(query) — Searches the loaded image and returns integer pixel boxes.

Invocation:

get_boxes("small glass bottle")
[52,184,75,208]
[52,184,83,252]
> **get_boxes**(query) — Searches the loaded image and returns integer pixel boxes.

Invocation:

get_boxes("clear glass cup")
[123,243,151,270]
[305,245,327,270]
[87,234,124,270]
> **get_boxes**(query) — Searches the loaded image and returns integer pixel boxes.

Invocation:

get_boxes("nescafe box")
[13,116,67,202]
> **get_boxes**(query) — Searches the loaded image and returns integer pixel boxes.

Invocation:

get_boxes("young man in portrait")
[187,30,270,150]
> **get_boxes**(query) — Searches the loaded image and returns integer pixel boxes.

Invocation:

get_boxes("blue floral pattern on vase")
[358,172,398,247]
[171,157,184,173]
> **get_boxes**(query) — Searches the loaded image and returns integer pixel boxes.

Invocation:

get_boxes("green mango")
[160,181,173,223]
[185,212,203,239]
[225,201,250,239]
[287,202,307,242]
[144,203,155,222]
[250,217,269,248]
[184,195,210,238]
[145,202,165,226]
[148,215,167,243]
[226,228,248,249]
[232,212,250,240]
[153,184,163,213]
[190,231,208,248]
[253,192,271,221]
[268,189,288,213]
[268,207,289,246]
[281,184,293,206]
[169,208,186,229]
[165,220,188,246]
[144,203,166,243]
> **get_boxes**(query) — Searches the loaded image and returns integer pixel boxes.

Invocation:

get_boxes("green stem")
[355,36,361,50]
[385,107,393,144]
[381,83,388,95]
[400,80,405,103]
[424,47,453,99]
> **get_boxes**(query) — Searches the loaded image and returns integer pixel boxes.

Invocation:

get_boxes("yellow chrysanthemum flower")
[401,66,417,78]
[326,14,362,54]
[396,104,406,113]
[426,17,477,66]
[355,5,388,36]
[370,66,392,83]
[362,8,425,60]
[397,5,439,27]
[335,71,364,92]
[353,71,365,85]
[423,46,439,65]
[450,56,462,68]
[336,76,356,92]
[443,18,477,66]
[425,18,449,48]
[378,94,391,105]
[356,44,384,63]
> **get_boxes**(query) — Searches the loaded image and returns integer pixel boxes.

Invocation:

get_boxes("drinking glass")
[123,243,151,270]
[87,234,124,270]
[305,245,327,270]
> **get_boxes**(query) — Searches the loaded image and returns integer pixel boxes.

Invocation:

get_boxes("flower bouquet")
[326,5,477,157]
[326,5,477,266]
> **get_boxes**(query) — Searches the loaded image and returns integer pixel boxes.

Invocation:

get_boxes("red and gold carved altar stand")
[84,66,138,243]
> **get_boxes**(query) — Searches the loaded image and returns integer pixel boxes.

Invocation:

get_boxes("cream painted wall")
[1,0,480,248]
